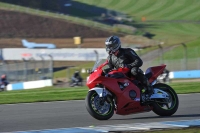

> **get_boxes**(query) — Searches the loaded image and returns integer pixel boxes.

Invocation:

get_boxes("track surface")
[0,93,200,132]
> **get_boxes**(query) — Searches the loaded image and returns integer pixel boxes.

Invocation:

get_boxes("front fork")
[89,87,116,109]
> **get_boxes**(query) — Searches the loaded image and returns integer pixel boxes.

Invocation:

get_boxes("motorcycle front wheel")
[152,83,179,116]
[85,90,114,120]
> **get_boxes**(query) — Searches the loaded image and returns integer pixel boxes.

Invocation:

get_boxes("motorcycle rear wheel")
[152,83,179,116]
[85,90,114,120]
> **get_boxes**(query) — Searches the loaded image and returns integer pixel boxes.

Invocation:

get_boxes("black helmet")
[105,36,121,53]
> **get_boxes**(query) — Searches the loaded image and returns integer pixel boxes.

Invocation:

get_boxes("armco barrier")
[7,79,52,91]
[169,70,200,79]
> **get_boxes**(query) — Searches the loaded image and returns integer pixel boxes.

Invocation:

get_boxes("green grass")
[169,81,200,94]
[0,86,88,104]
[0,81,200,104]
[150,37,200,64]
[162,38,200,60]
[54,62,94,79]
[75,0,200,44]
[77,0,200,21]
[136,45,159,56]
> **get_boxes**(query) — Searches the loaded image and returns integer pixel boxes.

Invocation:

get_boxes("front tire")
[85,90,114,120]
[152,83,179,116]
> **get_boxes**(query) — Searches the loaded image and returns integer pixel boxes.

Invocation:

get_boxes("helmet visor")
[105,43,118,52]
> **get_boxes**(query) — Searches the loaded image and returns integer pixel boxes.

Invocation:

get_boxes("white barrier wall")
[2,48,108,61]
[1,48,138,61]
[7,79,53,91]
[23,80,52,89]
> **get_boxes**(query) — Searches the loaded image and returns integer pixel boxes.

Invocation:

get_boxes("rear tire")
[152,83,179,116]
[85,90,114,120]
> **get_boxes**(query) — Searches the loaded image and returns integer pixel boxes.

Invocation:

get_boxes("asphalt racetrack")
[0,93,200,132]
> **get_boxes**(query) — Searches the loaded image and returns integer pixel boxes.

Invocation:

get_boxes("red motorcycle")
[85,60,179,120]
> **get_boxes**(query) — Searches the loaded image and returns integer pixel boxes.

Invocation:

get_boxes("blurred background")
[0,0,199,88]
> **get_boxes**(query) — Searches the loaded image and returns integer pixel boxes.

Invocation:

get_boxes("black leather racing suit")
[104,48,149,89]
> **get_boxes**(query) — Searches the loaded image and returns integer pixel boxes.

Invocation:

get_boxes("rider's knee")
[131,67,139,76]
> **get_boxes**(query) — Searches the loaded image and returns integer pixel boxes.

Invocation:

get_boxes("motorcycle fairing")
[101,77,151,115]
[87,68,103,89]
[89,87,112,97]
[145,65,166,83]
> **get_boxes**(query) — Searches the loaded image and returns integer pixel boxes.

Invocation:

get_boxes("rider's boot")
[135,72,154,101]
[145,79,154,96]
[141,76,154,101]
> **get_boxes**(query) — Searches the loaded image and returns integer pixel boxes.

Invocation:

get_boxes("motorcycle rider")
[103,36,153,97]
[0,74,9,91]
[1,74,9,85]
[70,71,83,87]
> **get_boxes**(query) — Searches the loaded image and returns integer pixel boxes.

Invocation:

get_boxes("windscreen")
[92,59,107,71]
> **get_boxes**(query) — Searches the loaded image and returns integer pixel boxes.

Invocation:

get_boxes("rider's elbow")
[137,60,143,67]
